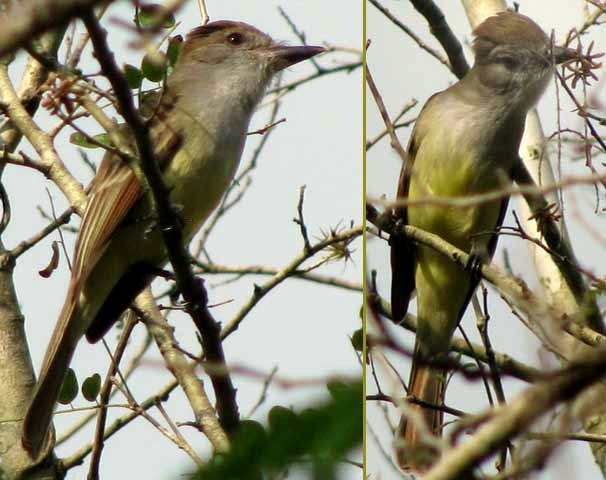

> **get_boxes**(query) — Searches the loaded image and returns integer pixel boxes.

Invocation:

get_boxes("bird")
[22,20,323,459]
[390,11,576,471]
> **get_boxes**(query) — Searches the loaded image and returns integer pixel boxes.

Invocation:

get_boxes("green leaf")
[267,406,297,432]
[326,379,357,401]
[167,35,182,66]
[124,63,143,89]
[351,328,363,351]
[69,132,111,149]
[82,373,102,401]
[188,381,363,480]
[138,90,162,120]
[58,368,78,404]
[141,52,166,82]
[234,420,268,450]
[137,4,175,29]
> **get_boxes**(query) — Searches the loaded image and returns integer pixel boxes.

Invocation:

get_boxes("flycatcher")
[390,11,576,471]
[22,20,323,458]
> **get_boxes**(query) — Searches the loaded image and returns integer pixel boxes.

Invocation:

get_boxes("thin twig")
[368,0,451,72]
[408,0,469,78]
[9,206,74,258]
[60,380,180,468]
[220,225,362,339]
[88,316,138,479]
[294,185,311,253]
[190,260,362,292]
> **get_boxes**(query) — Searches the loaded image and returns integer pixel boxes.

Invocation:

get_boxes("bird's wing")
[22,151,149,457]
[71,145,141,285]
[389,127,418,324]
[452,195,510,323]
[71,91,182,293]
[22,94,183,458]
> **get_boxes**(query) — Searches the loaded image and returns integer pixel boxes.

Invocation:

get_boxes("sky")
[6,1,362,479]
[366,1,606,479]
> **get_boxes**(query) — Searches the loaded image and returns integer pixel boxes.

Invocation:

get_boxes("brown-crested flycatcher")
[390,11,576,471]
[22,20,323,459]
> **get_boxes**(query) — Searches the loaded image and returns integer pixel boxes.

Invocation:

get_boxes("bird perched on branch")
[22,20,323,459]
[390,10,576,471]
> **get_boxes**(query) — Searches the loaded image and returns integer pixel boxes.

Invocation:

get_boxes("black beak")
[270,45,325,71]
[553,45,578,64]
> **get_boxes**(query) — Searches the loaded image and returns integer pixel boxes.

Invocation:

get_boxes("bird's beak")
[553,46,578,64]
[268,45,325,71]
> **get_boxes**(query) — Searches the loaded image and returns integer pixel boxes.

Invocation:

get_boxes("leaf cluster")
[190,381,362,480]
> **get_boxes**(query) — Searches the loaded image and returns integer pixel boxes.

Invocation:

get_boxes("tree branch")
[408,0,469,78]
[0,0,107,58]
[220,225,362,339]
[425,350,606,480]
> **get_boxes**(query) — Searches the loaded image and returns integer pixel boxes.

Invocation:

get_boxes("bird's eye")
[498,56,518,69]
[226,32,243,45]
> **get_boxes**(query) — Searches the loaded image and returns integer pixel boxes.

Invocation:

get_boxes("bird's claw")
[465,254,484,278]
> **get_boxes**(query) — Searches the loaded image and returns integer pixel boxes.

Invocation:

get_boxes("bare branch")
[424,350,606,480]
[408,0,470,78]
[0,0,107,58]
[134,290,229,453]
[368,0,452,73]
[220,225,362,339]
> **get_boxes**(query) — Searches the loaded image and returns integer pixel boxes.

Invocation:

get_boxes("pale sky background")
[367,1,606,479]
[5,1,362,479]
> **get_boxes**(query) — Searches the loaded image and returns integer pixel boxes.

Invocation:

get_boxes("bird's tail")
[394,338,446,472]
[22,298,79,460]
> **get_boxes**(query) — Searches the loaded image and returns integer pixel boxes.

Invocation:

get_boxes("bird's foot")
[465,253,484,278]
